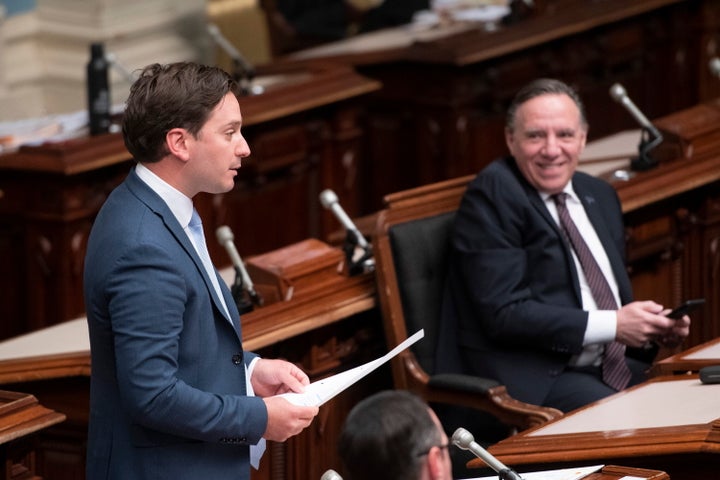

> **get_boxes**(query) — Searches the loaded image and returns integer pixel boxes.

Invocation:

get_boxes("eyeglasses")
[415,443,449,457]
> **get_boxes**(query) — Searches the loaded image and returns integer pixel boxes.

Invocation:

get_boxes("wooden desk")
[565,465,668,480]
[470,375,720,480]
[0,390,66,480]
[651,337,720,376]
[473,464,669,480]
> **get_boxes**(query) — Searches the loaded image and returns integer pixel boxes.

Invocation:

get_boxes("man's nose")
[236,136,251,158]
[541,136,560,156]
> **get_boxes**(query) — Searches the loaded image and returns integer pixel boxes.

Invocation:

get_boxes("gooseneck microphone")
[104,51,138,84]
[609,83,662,140]
[452,428,524,480]
[320,469,343,480]
[710,57,720,79]
[207,23,255,93]
[319,189,368,249]
[319,189,374,276]
[609,83,663,171]
[215,225,263,312]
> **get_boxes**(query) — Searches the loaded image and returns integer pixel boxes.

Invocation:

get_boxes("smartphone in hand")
[666,298,705,320]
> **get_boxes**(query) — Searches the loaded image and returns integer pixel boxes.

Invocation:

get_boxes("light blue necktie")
[188,209,230,320]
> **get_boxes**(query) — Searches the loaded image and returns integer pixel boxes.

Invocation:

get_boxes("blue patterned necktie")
[553,193,632,391]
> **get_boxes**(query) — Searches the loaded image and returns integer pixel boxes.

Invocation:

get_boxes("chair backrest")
[373,175,473,390]
[374,175,564,435]
[388,212,455,375]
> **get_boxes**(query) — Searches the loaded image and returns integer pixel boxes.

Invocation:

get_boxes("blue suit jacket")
[84,168,266,479]
[438,157,644,405]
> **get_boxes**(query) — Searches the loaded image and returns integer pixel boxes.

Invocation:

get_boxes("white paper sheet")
[279,329,424,407]
[462,464,603,480]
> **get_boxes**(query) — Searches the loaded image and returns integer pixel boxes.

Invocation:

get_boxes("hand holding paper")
[278,330,425,407]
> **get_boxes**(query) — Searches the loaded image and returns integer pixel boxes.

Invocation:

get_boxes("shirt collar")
[135,163,194,228]
[539,182,580,205]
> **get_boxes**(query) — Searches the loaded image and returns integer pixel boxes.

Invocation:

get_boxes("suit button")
[232,354,243,365]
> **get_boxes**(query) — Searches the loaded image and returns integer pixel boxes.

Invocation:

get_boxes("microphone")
[104,51,138,84]
[609,83,663,171]
[320,470,343,480]
[207,23,255,92]
[699,365,720,384]
[215,225,263,312]
[709,57,720,79]
[319,189,368,249]
[319,189,374,276]
[452,428,524,480]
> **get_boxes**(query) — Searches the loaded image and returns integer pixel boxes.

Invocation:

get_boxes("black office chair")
[373,176,562,436]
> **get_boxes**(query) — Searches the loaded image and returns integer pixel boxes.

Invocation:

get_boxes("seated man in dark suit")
[439,78,691,412]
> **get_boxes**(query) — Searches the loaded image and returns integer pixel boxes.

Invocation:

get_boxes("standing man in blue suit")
[84,62,319,480]
[439,78,691,413]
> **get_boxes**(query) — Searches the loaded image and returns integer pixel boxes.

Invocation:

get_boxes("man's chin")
[537,178,569,194]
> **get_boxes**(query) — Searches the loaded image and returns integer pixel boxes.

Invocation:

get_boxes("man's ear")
[427,446,446,480]
[166,128,191,162]
[505,127,516,155]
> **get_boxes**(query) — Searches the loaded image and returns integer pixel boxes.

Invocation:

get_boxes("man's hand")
[262,396,319,442]
[616,300,690,348]
[251,358,310,397]
[655,310,691,348]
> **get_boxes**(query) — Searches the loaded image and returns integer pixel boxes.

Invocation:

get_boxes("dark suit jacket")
[84,168,266,480]
[438,157,638,406]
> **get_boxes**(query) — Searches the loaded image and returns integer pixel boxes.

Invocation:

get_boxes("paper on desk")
[279,329,424,407]
[462,464,603,480]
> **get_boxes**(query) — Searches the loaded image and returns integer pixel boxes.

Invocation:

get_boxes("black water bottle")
[87,42,111,135]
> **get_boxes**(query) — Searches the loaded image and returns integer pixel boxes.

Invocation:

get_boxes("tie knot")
[189,209,202,229]
[552,192,568,208]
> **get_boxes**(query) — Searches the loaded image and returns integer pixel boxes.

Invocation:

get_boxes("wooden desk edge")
[651,337,720,376]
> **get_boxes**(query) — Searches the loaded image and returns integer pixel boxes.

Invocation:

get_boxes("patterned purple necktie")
[553,193,632,391]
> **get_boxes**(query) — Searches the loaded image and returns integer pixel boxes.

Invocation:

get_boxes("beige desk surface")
[476,376,718,479]
[0,318,89,362]
[290,21,476,60]
[577,130,637,178]
[682,340,720,360]
[651,337,720,376]
[528,378,720,437]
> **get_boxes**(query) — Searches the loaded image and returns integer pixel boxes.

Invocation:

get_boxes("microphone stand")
[231,266,255,314]
[609,82,663,172]
[632,125,663,171]
[207,23,255,96]
[231,58,255,97]
[452,428,524,480]
[342,231,374,276]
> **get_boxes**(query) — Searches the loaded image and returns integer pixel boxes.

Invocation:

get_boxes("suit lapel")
[527,187,584,304]
[125,170,241,336]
